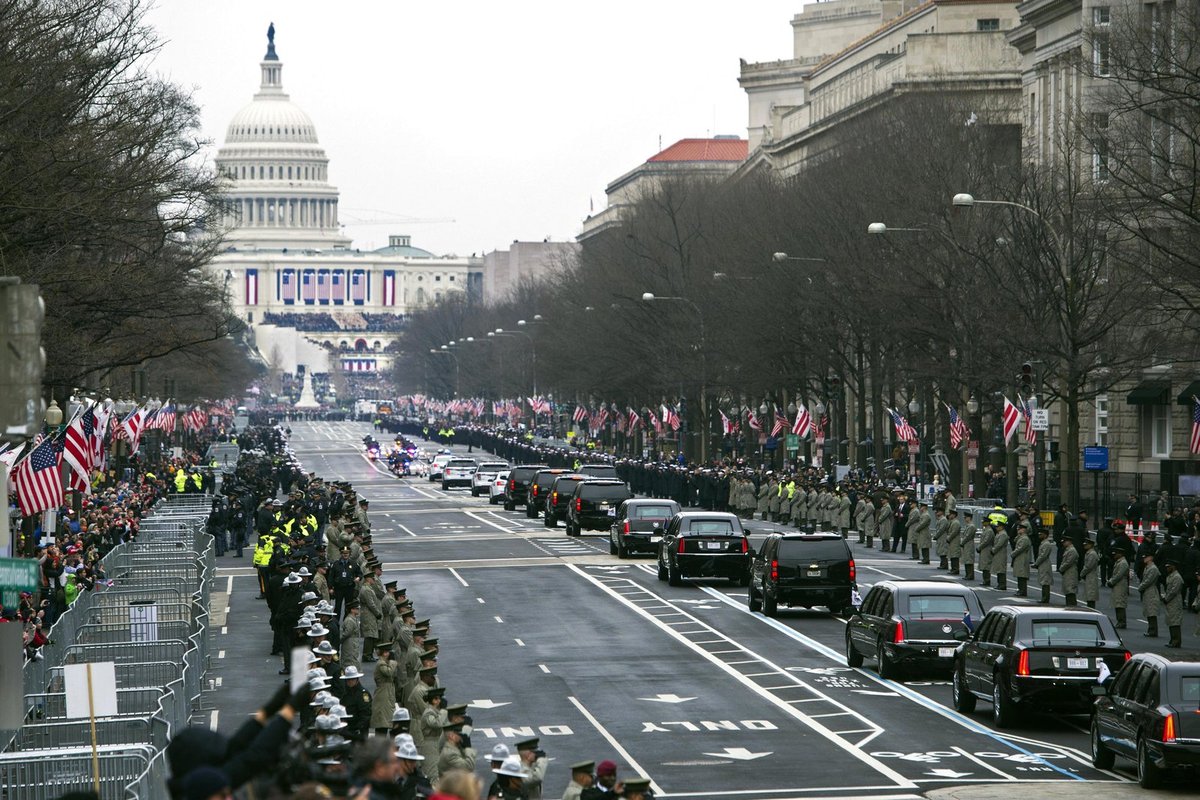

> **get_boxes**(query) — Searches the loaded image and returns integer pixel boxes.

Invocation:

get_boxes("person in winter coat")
[1034,528,1055,603]
[960,511,977,580]
[340,602,363,671]
[1138,554,1162,638]
[1079,537,1101,608]
[914,504,933,563]
[1163,562,1185,648]
[755,479,770,520]
[990,524,1011,591]
[767,478,783,522]
[1059,538,1080,606]
[1107,551,1130,629]
[855,495,870,544]
[876,498,893,554]
[835,490,851,539]
[1010,523,1032,597]
[370,642,399,735]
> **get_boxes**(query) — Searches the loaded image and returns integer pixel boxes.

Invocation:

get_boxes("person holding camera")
[514,737,547,800]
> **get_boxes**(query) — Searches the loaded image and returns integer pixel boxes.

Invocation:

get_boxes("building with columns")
[209,28,482,376]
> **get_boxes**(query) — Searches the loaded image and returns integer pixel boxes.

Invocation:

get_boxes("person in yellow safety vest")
[144,471,156,484]
[174,470,188,493]
[987,506,1009,528]
[209,458,218,469]
[786,478,797,503]
[191,472,203,492]
[253,532,278,595]
[573,459,582,470]
[586,441,595,450]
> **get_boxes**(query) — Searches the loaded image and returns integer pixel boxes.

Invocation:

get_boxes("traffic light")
[1020,362,1034,393]
[0,281,46,440]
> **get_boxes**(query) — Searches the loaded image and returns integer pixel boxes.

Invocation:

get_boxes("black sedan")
[656,512,751,586]
[1092,652,1200,788]
[846,580,982,679]
[951,605,1130,728]
[609,499,680,558]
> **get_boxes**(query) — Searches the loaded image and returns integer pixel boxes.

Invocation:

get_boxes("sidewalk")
[926,780,1190,799]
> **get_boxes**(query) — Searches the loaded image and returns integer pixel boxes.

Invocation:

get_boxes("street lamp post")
[430,346,459,397]
[641,292,708,463]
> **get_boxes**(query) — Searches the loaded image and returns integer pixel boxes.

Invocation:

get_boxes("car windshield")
[777,540,846,561]
[1170,676,1200,707]
[906,594,969,618]
[1029,620,1106,645]
[480,464,507,471]
[583,486,631,501]
[634,505,674,519]
[580,466,618,478]
[448,461,475,468]
[687,520,735,535]
[536,473,566,488]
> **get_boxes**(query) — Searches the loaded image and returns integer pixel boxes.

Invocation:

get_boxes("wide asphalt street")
[204,420,1195,799]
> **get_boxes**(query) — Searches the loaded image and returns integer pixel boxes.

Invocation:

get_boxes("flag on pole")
[63,406,97,494]
[1190,396,1200,455]
[889,408,919,444]
[1,443,25,494]
[946,404,969,449]
[1020,397,1038,445]
[572,406,588,424]
[662,405,681,431]
[627,408,641,430]
[747,412,762,432]
[770,411,788,437]
[13,437,64,516]
[792,405,812,438]
[649,410,662,434]
[720,410,734,436]
[1001,396,1022,444]
[122,406,147,454]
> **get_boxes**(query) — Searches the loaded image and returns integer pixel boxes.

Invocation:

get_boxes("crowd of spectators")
[261,312,406,334]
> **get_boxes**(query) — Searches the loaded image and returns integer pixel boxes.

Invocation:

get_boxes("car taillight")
[1162,713,1177,743]
[678,538,686,554]
[1124,651,1132,662]
[531,485,538,496]
[551,491,558,505]
[893,621,905,644]
[575,497,582,512]
[848,558,856,581]
[770,559,778,582]
[741,537,749,553]
[623,520,631,536]
[1016,650,1030,676]
[509,480,515,491]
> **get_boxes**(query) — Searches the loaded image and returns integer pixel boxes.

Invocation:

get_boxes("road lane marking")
[568,696,664,796]
[226,575,233,594]
[570,565,910,789]
[515,639,525,646]
[494,616,504,623]
[218,650,225,659]
[399,525,419,537]
[539,664,550,673]
[477,598,486,604]
[448,568,469,587]
[951,746,1017,780]
[209,710,219,730]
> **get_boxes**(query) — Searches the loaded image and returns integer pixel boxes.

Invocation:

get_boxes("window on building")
[1095,394,1109,446]
[287,166,292,179]
[1146,403,1171,457]
[1091,112,1110,181]
[435,275,442,282]
[449,275,456,282]
[977,18,1000,31]
[268,166,274,180]
[1093,7,1111,76]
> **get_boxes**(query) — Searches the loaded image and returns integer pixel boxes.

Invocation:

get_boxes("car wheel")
[1137,735,1163,789]
[1090,718,1115,770]
[737,569,750,587]
[545,513,557,528]
[617,540,629,559]
[763,591,778,617]
[657,557,668,582]
[441,482,450,491]
[992,674,1016,729]
[567,521,579,537]
[526,505,537,518]
[877,637,898,681]
[952,666,976,713]
[748,583,762,613]
[489,495,499,505]
[668,559,682,587]
[846,632,864,668]
[609,537,618,556]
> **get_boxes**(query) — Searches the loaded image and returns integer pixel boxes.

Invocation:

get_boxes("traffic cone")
[1136,522,1145,545]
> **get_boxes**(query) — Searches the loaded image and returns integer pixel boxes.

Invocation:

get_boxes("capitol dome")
[214,26,351,251]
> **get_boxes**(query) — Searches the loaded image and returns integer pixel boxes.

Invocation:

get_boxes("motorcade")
[505,465,549,512]
[527,469,573,518]
[565,479,633,537]
[748,533,857,618]
[489,470,510,505]
[609,499,681,558]
[577,463,620,481]
[1091,652,1200,788]
[951,605,1131,728]
[428,453,454,482]
[656,512,751,586]
[471,461,510,497]
[845,580,983,678]
[545,474,589,528]
[441,458,478,490]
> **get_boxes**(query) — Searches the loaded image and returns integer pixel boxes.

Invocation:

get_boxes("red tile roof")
[647,138,748,163]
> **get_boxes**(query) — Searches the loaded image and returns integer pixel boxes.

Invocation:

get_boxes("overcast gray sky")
[147,1,794,256]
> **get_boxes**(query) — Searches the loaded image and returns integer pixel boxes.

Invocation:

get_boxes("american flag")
[770,411,788,437]
[153,403,176,433]
[889,408,919,444]
[662,405,681,431]
[1020,396,1038,445]
[14,437,64,516]
[1001,396,1021,444]
[122,406,147,454]
[593,407,609,431]
[792,405,812,438]
[63,406,96,493]
[572,406,588,424]
[627,408,641,430]
[946,403,970,449]
[1191,396,1200,455]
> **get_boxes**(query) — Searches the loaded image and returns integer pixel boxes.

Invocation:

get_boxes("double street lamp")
[641,292,708,462]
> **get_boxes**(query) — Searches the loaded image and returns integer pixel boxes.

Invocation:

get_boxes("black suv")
[545,474,588,528]
[657,512,751,586]
[846,580,983,679]
[609,499,681,558]
[566,480,633,537]
[951,605,1130,728]
[1092,652,1200,788]
[748,534,855,617]
[505,465,548,511]
[526,469,572,518]
[577,463,620,481]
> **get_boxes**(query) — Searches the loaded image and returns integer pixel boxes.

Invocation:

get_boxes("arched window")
[373,341,381,351]
[354,338,368,352]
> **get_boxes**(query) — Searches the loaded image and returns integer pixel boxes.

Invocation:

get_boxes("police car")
[472,462,510,497]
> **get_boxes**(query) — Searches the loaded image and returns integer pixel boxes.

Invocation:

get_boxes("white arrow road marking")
[639,694,697,704]
[469,699,511,709]
[925,769,972,778]
[704,747,771,761]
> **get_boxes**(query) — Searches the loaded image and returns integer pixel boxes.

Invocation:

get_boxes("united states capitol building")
[209,27,481,377]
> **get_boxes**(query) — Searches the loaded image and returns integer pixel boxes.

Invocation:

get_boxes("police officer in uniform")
[1107,550,1130,628]
[339,665,372,742]
[960,511,977,580]
[562,762,595,800]
[1010,522,1032,597]
[977,521,995,587]
[515,737,547,800]
[1034,528,1055,604]
[1138,553,1162,638]
[1059,536,1080,606]
[1080,536,1101,608]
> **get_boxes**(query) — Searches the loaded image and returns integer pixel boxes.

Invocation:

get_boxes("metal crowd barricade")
[27,687,168,719]
[0,744,158,800]
[9,715,169,752]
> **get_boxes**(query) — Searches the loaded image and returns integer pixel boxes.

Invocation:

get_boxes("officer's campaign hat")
[622,778,652,797]
[515,737,540,752]
[571,761,595,775]
[446,702,468,716]
[423,686,445,698]
[418,665,437,676]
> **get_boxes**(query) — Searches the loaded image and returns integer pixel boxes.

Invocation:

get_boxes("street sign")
[966,440,979,458]
[0,556,38,608]
[1030,408,1049,431]
[907,442,920,455]
[1083,446,1109,471]
[764,436,778,451]
[785,434,799,451]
